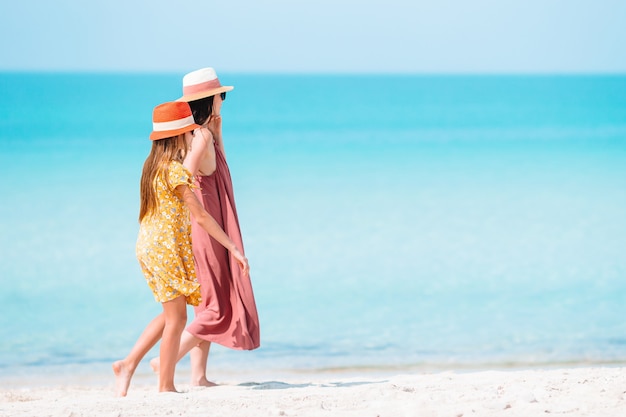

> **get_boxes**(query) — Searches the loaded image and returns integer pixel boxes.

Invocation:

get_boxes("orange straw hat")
[177,67,234,102]
[150,101,201,141]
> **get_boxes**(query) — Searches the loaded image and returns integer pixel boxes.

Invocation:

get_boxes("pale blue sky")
[1,0,625,73]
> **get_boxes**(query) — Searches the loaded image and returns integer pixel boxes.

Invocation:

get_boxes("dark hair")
[188,96,214,125]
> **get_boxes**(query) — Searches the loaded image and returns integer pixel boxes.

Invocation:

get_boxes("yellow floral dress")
[136,161,201,306]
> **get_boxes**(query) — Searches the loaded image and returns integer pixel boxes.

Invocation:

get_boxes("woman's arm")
[184,128,216,176]
[207,115,226,157]
[183,128,208,175]
[176,183,249,275]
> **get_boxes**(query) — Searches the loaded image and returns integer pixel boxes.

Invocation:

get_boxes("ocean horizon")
[1,72,625,384]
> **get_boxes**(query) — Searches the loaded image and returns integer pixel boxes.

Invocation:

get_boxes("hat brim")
[150,123,201,141]
[177,85,234,103]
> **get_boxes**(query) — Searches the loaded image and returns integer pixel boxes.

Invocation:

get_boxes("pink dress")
[186,146,260,350]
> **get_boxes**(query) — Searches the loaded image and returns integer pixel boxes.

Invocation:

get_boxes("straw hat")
[177,67,234,102]
[150,101,201,141]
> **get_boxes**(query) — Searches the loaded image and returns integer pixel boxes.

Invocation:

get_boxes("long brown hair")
[139,134,188,222]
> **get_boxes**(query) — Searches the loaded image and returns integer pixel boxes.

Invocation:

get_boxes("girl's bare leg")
[112,314,165,397]
[190,341,217,386]
[150,330,204,374]
[158,296,188,393]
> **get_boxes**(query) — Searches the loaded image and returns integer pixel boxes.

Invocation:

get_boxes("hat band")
[153,115,196,132]
[183,78,222,95]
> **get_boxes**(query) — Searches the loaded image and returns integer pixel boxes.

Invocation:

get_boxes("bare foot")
[149,357,160,374]
[112,360,134,397]
[193,376,218,387]
[159,385,179,393]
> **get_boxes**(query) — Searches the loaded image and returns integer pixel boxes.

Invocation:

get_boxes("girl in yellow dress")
[113,101,249,397]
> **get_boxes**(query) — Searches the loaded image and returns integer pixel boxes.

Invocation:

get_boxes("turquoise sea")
[1,73,625,384]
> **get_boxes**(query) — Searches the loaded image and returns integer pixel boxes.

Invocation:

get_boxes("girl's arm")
[175,184,249,275]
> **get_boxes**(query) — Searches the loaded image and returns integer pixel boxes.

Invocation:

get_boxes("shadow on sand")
[238,380,387,390]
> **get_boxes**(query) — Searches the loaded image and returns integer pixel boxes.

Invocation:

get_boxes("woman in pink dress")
[152,68,260,386]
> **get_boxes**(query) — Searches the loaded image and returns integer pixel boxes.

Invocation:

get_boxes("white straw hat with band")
[177,67,234,102]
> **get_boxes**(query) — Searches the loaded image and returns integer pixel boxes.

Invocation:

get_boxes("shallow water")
[1,73,625,379]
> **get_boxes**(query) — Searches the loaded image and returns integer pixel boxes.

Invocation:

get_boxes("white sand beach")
[2,367,625,417]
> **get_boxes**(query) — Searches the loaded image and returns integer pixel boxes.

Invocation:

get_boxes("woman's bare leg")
[190,341,216,386]
[158,296,188,393]
[112,314,165,397]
